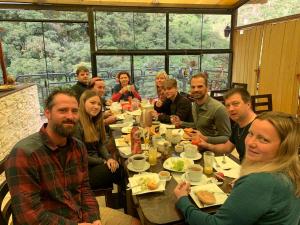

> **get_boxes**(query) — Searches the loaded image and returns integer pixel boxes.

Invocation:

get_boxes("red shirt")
[5,124,100,225]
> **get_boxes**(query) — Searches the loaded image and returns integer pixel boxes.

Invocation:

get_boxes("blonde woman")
[155,71,169,99]
[75,90,122,189]
[174,111,300,225]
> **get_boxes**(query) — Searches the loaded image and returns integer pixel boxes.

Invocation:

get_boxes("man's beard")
[52,119,78,137]
[191,92,205,100]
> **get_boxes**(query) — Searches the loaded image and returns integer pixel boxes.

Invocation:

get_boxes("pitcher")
[140,104,153,128]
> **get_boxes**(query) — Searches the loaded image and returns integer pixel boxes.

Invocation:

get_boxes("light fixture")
[224,25,231,38]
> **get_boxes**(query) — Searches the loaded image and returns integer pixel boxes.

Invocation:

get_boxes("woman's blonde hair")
[240,111,300,196]
[79,90,106,143]
[155,71,169,95]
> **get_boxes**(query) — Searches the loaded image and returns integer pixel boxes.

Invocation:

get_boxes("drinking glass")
[148,147,157,166]
[203,151,215,175]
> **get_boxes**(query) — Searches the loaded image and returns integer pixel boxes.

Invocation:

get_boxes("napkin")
[128,172,165,195]
[118,146,132,156]
[214,156,240,179]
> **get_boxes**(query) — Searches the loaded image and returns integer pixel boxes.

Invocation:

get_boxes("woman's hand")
[106,158,119,172]
[155,99,163,108]
[120,86,128,94]
[174,181,191,200]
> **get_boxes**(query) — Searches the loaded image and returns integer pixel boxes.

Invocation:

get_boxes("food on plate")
[196,190,216,205]
[0,84,15,90]
[172,159,184,172]
[122,134,131,143]
[147,179,158,190]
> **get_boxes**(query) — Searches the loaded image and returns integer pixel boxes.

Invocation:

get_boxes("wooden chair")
[0,157,13,225]
[92,186,114,208]
[251,94,273,114]
[210,89,229,104]
[231,82,248,90]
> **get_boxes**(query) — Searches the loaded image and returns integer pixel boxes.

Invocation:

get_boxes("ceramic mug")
[186,164,203,182]
[184,144,198,158]
[129,154,146,170]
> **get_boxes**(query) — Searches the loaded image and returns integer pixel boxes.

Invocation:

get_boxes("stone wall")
[0,85,41,161]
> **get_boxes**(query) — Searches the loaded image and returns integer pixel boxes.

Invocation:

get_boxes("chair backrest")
[0,157,13,225]
[231,82,248,90]
[251,94,273,114]
[210,89,229,104]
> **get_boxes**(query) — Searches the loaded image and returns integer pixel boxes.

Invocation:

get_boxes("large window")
[238,0,300,26]
[0,8,232,105]
[95,12,166,50]
[0,14,90,111]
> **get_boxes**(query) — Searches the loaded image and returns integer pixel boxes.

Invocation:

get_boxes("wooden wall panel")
[232,26,263,95]
[259,18,300,114]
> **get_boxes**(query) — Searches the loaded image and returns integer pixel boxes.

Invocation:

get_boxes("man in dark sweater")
[153,78,193,124]
[71,65,90,101]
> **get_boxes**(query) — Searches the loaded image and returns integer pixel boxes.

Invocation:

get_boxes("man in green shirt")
[172,73,231,144]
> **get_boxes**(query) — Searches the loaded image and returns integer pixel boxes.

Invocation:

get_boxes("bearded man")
[171,73,231,144]
[5,88,101,225]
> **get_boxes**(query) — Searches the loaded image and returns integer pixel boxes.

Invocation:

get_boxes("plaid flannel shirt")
[5,124,100,225]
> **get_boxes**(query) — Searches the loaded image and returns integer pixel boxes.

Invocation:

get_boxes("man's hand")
[151,110,159,121]
[106,158,119,172]
[170,115,182,128]
[155,99,164,108]
[191,130,208,142]
[174,181,191,200]
[104,115,117,125]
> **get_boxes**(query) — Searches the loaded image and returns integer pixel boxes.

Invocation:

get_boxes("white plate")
[127,161,150,173]
[190,183,228,208]
[109,122,133,130]
[163,157,194,173]
[115,138,129,147]
[126,109,142,116]
[128,173,165,195]
[180,152,202,161]
[181,173,209,186]
[121,126,133,134]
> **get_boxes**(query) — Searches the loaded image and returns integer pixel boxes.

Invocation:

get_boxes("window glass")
[96,55,131,98]
[95,12,166,50]
[237,0,300,26]
[0,9,87,20]
[169,55,200,93]
[133,55,165,98]
[0,20,90,111]
[95,12,134,49]
[202,14,230,49]
[169,14,202,49]
[133,13,166,49]
[201,54,229,90]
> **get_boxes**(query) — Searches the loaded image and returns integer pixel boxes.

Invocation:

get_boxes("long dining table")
[110,129,238,225]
